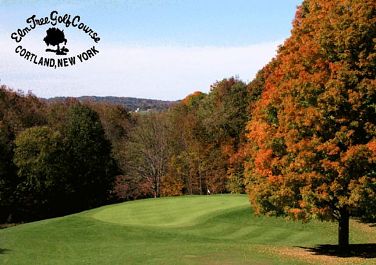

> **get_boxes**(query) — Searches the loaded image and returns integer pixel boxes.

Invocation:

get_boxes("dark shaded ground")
[0,249,10,254]
[0,224,18,229]
[299,244,376,258]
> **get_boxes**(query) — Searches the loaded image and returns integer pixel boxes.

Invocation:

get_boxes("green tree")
[13,126,66,218]
[167,92,209,194]
[199,78,249,144]
[197,78,251,193]
[0,86,47,221]
[64,104,117,210]
[0,124,17,221]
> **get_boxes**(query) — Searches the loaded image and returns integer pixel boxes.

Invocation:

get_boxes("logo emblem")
[11,11,100,68]
[44,27,69,55]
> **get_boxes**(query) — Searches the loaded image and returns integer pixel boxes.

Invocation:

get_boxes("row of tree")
[0,78,254,222]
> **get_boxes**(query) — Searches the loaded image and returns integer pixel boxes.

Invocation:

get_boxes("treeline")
[46,96,176,112]
[0,88,133,222]
[0,77,261,222]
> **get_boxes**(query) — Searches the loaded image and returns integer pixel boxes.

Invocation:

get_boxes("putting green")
[90,194,249,227]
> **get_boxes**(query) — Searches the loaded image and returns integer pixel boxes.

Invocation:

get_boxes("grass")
[0,194,375,265]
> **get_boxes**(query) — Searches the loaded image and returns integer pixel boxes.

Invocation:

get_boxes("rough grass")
[0,194,375,265]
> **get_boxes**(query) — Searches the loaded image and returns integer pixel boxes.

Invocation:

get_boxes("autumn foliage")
[244,0,375,247]
[0,2,374,251]
[160,78,254,195]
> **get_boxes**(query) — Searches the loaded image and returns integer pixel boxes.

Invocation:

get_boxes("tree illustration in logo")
[43,28,69,55]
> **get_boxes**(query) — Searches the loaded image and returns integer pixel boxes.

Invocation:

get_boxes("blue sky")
[0,0,302,100]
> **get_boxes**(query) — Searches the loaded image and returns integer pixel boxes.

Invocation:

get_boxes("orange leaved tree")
[245,0,376,249]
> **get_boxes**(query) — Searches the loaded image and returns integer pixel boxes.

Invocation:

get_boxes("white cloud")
[0,37,280,100]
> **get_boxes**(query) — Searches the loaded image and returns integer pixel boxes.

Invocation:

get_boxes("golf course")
[0,195,375,265]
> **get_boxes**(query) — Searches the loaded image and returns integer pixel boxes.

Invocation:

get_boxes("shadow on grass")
[0,249,11,254]
[0,223,18,229]
[298,244,376,258]
[358,219,376,227]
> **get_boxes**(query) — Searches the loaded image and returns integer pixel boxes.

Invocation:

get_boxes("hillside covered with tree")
[45,96,177,112]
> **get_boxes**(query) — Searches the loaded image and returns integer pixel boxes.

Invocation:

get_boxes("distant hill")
[45,96,178,112]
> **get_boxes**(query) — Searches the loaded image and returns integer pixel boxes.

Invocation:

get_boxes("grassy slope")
[0,195,375,265]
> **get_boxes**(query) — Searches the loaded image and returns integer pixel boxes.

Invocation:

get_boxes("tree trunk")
[156,176,160,198]
[338,207,349,250]
[6,213,12,223]
[198,162,202,195]
[199,172,202,195]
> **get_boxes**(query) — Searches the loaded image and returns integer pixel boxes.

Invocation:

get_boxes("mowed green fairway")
[1,195,375,265]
